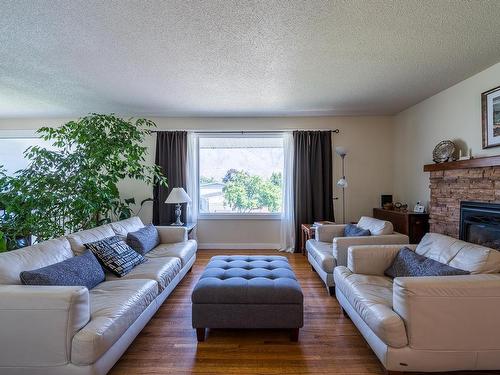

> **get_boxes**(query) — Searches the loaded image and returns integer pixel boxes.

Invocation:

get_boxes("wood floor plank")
[109,249,500,375]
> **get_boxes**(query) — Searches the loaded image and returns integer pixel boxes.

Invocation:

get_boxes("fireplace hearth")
[460,201,500,250]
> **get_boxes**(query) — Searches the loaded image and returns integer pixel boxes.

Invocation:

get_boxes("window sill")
[198,213,282,220]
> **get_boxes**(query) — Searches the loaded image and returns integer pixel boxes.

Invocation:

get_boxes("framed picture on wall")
[482,85,500,149]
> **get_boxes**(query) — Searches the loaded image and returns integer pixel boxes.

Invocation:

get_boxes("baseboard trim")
[198,243,281,250]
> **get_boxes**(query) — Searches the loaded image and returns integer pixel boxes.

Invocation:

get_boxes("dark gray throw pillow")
[344,224,371,237]
[127,224,160,255]
[85,235,147,277]
[385,247,470,278]
[20,250,105,289]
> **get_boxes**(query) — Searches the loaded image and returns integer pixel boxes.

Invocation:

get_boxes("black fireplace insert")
[460,201,500,250]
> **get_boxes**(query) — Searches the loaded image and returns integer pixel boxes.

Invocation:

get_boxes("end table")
[300,224,316,256]
[172,222,197,239]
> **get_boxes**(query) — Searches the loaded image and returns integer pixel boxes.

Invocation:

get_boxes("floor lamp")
[335,147,348,224]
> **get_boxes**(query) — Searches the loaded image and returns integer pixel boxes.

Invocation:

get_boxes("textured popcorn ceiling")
[1,0,500,118]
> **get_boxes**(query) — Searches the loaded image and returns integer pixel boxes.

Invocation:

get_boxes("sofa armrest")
[333,233,409,267]
[393,274,500,351]
[347,244,418,275]
[0,285,90,367]
[315,224,346,242]
[155,226,188,243]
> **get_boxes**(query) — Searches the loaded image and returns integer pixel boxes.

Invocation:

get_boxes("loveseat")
[306,216,409,294]
[0,216,197,375]
[334,233,500,374]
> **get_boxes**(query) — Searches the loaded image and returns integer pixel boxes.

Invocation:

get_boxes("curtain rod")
[150,129,339,134]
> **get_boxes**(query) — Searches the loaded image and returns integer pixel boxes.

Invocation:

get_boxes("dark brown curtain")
[153,131,187,225]
[293,131,334,251]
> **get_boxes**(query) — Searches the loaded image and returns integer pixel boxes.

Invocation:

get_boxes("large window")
[198,134,284,217]
[0,137,56,176]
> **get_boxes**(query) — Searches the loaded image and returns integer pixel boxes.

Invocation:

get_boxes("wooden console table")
[373,208,429,244]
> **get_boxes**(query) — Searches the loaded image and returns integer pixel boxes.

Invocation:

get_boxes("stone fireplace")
[427,163,500,239]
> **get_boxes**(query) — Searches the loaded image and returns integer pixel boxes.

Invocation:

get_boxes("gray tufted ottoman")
[191,255,303,342]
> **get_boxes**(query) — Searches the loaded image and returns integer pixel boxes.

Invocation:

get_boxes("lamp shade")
[165,187,192,204]
[335,146,347,157]
[337,177,348,188]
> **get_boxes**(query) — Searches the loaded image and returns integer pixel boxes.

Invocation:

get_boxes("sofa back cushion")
[110,217,145,237]
[416,233,500,274]
[66,224,115,255]
[0,237,73,284]
[357,216,393,236]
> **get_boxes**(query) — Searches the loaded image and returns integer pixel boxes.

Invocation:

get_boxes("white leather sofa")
[334,233,500,374]
[306,216,409,294]
[0,217,197,375]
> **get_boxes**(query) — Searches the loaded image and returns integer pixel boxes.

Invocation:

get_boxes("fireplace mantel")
[424,157,500,238]
[423,155,500,172]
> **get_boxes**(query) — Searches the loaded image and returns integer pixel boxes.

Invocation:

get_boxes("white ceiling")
[1,0,500,118]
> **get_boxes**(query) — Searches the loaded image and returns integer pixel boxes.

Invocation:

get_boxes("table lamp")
[165,187,192,226]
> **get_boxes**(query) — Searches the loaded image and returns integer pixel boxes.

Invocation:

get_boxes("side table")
[172,222,197,239]
[182,222,197,234]
[300,224,316,256]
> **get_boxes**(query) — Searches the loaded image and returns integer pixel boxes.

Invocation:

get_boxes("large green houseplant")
[0,114,167,248]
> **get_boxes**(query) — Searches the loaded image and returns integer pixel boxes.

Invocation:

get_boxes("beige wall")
[3,61,500,247]
[393,62,500,209]
[0,116,395,248]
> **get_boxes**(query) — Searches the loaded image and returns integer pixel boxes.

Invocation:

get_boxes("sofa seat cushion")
[306,240,335,273]
[416,233,500,274]
[334,266,408,348]
[66,224,115,255]
[146,240,197,267]
[106,257,182,292]
[71,279,158,365]
[0,237,73,285]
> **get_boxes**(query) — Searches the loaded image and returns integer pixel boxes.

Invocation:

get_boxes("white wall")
[393,62,500,208]
[0,115,395,248]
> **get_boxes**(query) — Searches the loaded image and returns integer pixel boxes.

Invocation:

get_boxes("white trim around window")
[198,213,282,220]
[196,132,285,220]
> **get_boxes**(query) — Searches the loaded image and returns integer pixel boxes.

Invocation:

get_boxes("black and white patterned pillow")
[85,236,147,277]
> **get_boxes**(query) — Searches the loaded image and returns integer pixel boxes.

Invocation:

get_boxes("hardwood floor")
[109,250,499,375]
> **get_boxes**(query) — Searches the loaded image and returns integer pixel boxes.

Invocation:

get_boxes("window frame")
[196,132,284,220]
[0,132,51,176]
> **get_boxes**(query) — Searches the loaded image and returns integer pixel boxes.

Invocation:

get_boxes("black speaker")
[381,195,393,207]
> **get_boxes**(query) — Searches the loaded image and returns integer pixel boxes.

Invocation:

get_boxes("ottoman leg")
[196,328,206,342]
[290,328,299,342]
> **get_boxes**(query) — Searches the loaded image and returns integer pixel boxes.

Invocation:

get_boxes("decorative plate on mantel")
[432,140,456,163]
